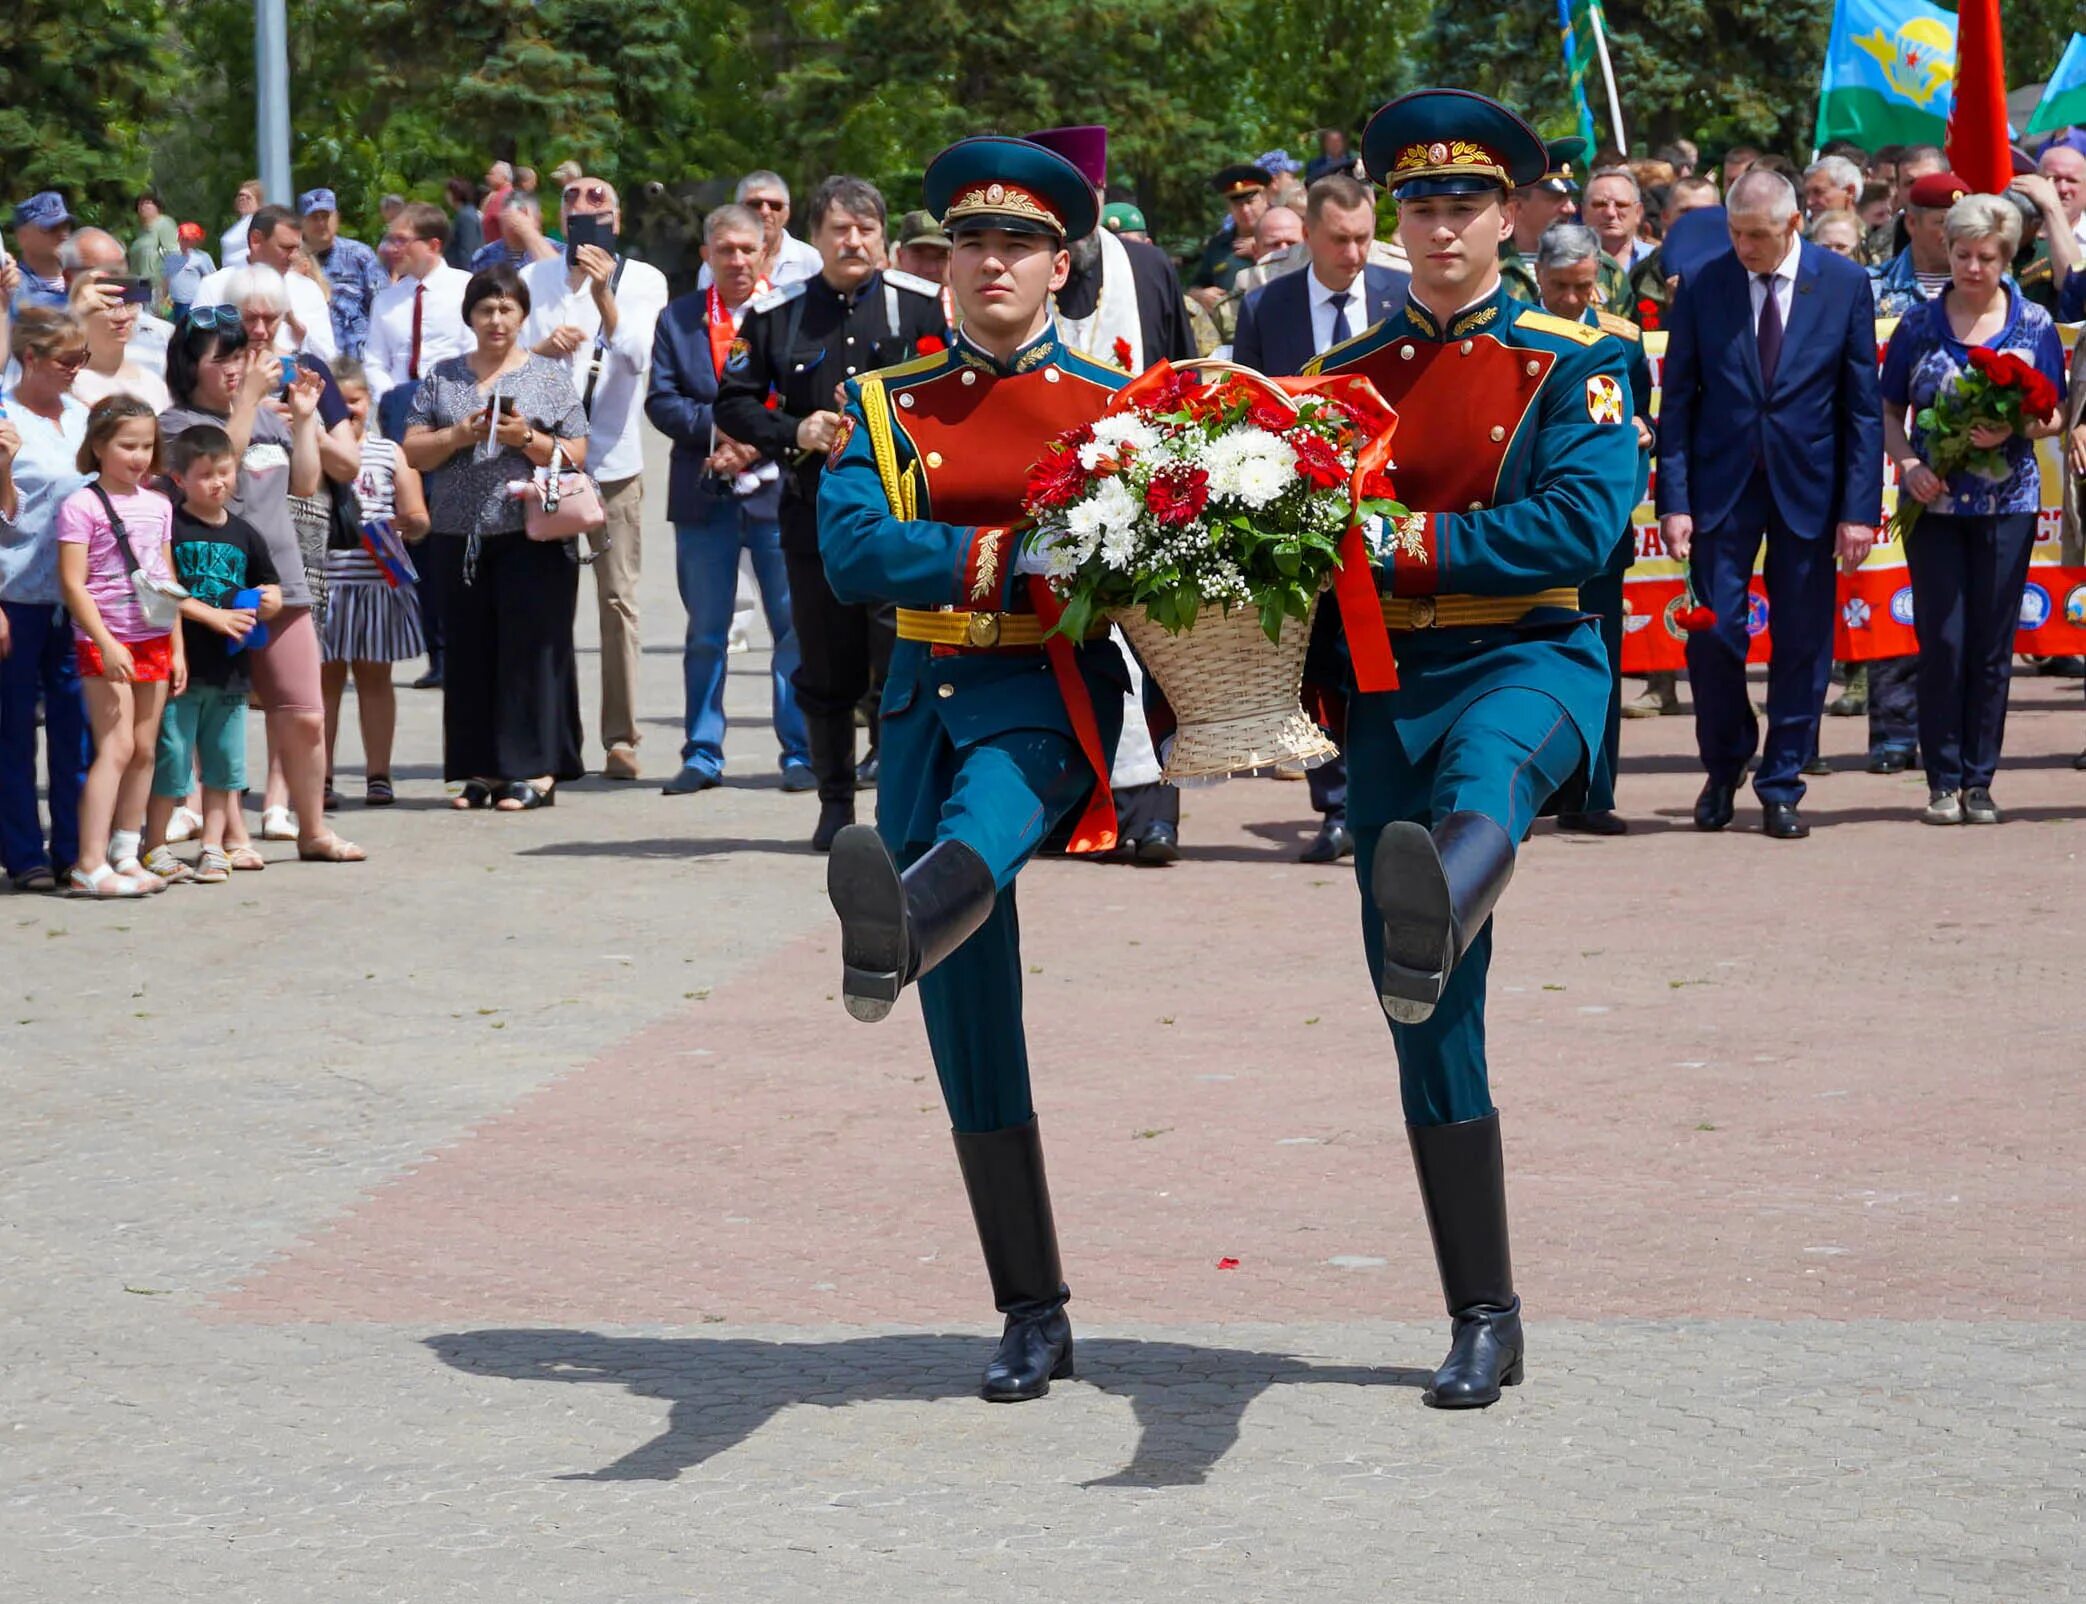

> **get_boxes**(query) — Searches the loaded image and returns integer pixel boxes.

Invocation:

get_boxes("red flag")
[1946,0,2011,196]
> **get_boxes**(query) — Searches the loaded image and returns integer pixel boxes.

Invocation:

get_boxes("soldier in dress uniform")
[1190,163,1273,298]
[1304,89,1638,1407]
[817,137,1134,1402]
[1500,138,1628,310]
[1535,220,1656,835]
[715,179,949,850]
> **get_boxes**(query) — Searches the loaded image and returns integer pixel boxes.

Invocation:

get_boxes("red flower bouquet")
[1893,344,2061,538]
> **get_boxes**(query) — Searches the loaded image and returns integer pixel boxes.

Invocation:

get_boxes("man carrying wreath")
[1304,89,1639,1407]
[815,137,1134,1403]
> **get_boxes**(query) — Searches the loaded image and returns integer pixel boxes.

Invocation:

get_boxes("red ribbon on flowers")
[1027,576,1118,854]
[1103,360,1400,693]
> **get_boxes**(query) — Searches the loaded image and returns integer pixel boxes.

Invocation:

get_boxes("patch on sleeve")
[1585,373,1626,425]
[723,337,752,375]
[831,411,856,457]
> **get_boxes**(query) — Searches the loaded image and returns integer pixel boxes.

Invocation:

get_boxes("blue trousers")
[898,726,1094,1134]
[1686,477,1836,805]
[1581,553,1628,813]
[1350,687,1585,1127]
[0,601,91,879]
[1904,511,2036,793]
[1867,654,1919,753]
[672,503,807,779]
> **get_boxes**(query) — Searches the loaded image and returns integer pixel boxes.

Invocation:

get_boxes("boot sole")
[1372,821,1453,1025]
[828,825,906,1023]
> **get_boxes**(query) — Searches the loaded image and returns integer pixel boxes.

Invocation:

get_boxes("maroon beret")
[1906,171,1971,209]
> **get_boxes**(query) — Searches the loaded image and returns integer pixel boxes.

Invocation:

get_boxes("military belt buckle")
[965,611,1003,648]
[1409,597,1437,629]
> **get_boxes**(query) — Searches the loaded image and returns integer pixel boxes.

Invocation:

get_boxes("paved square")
[5,437,2082,1600]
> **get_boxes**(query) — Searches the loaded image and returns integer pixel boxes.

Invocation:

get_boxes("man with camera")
[520,176,669,783]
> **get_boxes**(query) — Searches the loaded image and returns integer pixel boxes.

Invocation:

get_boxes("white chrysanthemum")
[1100,527,1138,569]
[1077,415,1159,470]
[1088,475,1141,533]
[1200,427,1294,507]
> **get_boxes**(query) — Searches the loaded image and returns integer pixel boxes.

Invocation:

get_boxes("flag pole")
[1588,6,1630,155]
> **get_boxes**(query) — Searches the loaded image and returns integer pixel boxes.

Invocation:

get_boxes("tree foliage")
[6,1,2084,253]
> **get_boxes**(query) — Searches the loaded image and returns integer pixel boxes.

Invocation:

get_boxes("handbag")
[513,442,608,557]
[90,483,188,631]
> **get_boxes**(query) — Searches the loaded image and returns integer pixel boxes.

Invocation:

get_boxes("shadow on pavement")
[427,1329,1430,1488]
[516,835,808,859]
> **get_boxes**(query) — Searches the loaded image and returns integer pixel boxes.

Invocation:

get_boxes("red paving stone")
[218,679,2086,1326]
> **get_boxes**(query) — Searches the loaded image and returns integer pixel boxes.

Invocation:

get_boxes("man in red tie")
[366,202,475,684]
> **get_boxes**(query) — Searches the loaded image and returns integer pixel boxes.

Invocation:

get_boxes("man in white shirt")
[697,170,821,292]
[219,180,261,269]
[365,203,474,432]
[192,204,336,362]
[522,176,669,781]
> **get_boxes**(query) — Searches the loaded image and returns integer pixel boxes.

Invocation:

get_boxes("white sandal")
[164,805,204,844]
[68,864,144,899]
[141,845,196,885]
[194,846,232,884]
[113,856,168,894]
[260,805,299,841]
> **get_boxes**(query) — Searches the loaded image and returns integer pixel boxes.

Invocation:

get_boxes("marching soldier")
[1305,89,1638,1407]
[714,178,948,851]
[817,137,1134,1401]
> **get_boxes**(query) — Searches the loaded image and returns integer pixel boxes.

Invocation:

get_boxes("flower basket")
[1023,358,1403,782]
[1115,595,1335,778]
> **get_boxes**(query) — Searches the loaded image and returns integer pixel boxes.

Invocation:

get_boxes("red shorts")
[75,633,174,683]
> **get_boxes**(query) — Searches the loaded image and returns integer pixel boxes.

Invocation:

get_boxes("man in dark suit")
[1235,173,1408,862]
[1656,168,1883,840]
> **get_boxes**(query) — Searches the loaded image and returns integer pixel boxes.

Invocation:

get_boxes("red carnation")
[1635,297,1662,332]
[1145,465,1210,527]
[2022,369,2060,418]
[1291,431,1346,489]
[1059,420,1096,451]
[916,335,945,355]
[1966,346,2002,379]
[1678,605,1719,633]
[1112,336,1135,370]
[1359,465,1399,502]
[1024,448,1087,511]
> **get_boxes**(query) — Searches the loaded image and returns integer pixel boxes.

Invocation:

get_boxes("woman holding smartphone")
[402,264,589,812]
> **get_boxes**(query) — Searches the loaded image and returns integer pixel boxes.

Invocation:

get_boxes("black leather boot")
[1408,1112,1523,1408]
[828,828,997,1022]
[953,1119,1074,1402]
[1372,811,1516,1025]
[806,713,857,852]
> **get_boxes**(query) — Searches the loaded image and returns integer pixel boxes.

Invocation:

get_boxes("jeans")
[0,601,92,878]
[674,500,808,778]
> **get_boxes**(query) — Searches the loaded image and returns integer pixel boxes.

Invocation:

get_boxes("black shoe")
[411,667,443,690]
[1371,812,1514,1026]
[662,766,721,796]
[828,827,997,1021]
[1409,1113,1523,1409]
[1693,779,1736,831]
[1762,801,1809,839]
[1801,753,1832,777]
[856,750,880,787]
[1132,820,1179,865]
[954,1120,1075,1403]
[1554,809,1628,836]
[810,799,854,853]
[1299,819,1355,863]
[1865,745,1912,775]
[2036,654,2085,678]
[2075,748,2086,772]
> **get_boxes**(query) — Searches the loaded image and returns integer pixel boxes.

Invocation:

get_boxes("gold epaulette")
[1595,310,1642,343]
[854,378,917,520]
[1513,307,1603,346]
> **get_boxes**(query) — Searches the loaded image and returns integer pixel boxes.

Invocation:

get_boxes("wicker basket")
[1114,595,1336,779]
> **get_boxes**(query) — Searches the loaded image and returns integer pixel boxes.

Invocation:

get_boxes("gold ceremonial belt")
[1380,589,1581,631]
[897,607,1061,649]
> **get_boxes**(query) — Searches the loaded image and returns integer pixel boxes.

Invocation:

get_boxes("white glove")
[1012,526,1062,577]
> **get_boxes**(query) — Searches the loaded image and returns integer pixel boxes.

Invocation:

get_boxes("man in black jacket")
[715,176,948,849]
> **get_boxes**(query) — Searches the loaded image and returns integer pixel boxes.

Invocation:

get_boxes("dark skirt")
[424,532,585,784]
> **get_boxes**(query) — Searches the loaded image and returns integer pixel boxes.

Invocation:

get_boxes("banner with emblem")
[1814,0,1958,151]
[1619,319,2086,673]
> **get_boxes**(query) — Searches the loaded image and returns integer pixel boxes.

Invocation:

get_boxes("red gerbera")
[916,335,945,355]
[1290,431,1346,490]
[1247,394,1295,434]
[1145,465,1210,527]
[1024,448,1088,511]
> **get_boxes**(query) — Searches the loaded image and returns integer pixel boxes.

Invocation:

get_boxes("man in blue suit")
[1234,171,1408,862]
[1657,168,1883,839]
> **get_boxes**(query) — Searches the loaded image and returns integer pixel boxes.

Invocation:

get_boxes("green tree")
[0,0,180,227]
